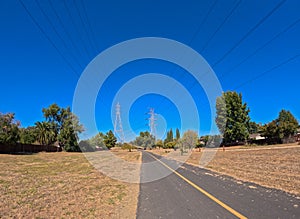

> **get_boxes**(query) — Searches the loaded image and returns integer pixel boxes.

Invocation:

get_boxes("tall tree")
[0,113,20,144]
[277,110,298,140]
[40,104,84,151]
[261,110,298,143]
[181,130,198,150]
[103,130,117,149]
[19,126,37,144]
[134,131,155,149]
[216,91,250,145]
[175,128,180,140]
[35,121,56,145]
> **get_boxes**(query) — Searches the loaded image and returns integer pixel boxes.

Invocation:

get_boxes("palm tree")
[35,121,55,145]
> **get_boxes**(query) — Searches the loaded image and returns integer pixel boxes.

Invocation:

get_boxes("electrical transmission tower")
[114,102,125,143]
[148,108,157,139]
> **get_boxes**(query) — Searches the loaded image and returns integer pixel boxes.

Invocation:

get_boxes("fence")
[0,143,62,154]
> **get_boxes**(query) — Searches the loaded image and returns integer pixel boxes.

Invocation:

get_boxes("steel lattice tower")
[148,108,157,139]
[114,102,125,143]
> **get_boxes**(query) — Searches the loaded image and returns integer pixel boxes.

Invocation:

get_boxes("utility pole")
[114,102,125,143]
[148,108,157,139]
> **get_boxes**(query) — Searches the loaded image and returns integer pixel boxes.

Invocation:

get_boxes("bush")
[121,143,136,152]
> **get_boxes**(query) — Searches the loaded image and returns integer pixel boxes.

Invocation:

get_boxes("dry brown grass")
[206,146,300,195]
[0,151,141,218]
[150,145,300,195]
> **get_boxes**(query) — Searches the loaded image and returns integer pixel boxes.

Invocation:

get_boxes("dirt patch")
[0,151,141,218]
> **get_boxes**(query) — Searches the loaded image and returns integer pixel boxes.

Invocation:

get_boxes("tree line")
[0,103,84,152]
[1,91,299,152]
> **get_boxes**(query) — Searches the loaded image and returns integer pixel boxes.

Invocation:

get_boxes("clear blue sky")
[0,0,299,140]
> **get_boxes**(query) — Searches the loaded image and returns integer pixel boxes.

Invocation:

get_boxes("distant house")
[249,133,266,145]
[249,133,265,140]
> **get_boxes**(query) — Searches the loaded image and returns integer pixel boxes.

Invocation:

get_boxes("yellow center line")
[147,152,247,219]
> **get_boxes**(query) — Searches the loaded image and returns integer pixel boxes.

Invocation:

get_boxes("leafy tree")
[200,135,210,146]
[103,130,117,149]
[216,91,250,145]
[164,129,174,145]
[207,135,223,147]
[175,128,180,140]
[277,110,298,140]
[165,141,176,149]
[134,131,155,149]
[0,113,20,144]
[181,130,198,150]
[261,120,279,143]
[89,132,105,149]
[261,110,298,144]
[121,143,136,152]
[39,104,84,151]
[35,121,56,145]
[155,139,163,149]
[19,126,37,144]
[248,121,261,134]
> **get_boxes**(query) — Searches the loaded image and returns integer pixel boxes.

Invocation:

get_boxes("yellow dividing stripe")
[148,153,247,219]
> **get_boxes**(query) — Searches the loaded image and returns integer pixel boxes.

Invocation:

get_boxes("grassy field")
[0,151,141,218]
[152,144,300,196]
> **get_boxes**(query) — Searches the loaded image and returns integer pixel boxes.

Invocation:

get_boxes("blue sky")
[0,0,299,141]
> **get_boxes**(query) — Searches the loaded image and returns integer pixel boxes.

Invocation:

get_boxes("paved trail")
[137,151,300,219]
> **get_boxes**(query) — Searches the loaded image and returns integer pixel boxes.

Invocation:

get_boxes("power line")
[234,54,300,89]
[220,17,300,79]
[189,0,219,44]
[18,0,80,76]
[62,0,92,59]
[212,0,287,67]
[201,0,242,52]
[47,0,88,64]
[79,0,100,51]
[73,0,98,55]
[35,0,83,69]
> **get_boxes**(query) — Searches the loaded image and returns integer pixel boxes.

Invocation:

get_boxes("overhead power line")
[201,0,242,52]
[234,54,300,89]
[220,17,300,79]
[212,0,287,67]
[62,0,92,59]
[35,0,83,69]
[47,0,87,64]
[73,0,98,55]
[18,0,80,76]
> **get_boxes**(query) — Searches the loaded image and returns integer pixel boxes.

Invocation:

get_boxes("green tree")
[216,91,250,145]
[181,130,198,150]
[103,130,117,149]
[248,121,261,134]
[19,126,37,144]
[175,128,180,140]
[155,139,163,149]
[164,129,174,145]
[277,110,298,141]
[89,132,105,149]
[35,121,56,145]
[200,135,210,146]
[40,104,84,151]
[134,131,155,149]
[261,110,298,144]
[0,113,20,144]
